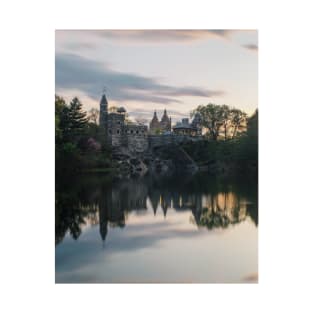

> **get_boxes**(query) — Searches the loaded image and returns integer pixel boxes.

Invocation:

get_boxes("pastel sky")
[55,30,258,123]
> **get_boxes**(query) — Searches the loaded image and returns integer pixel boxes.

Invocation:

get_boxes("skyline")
[55,30,258,123]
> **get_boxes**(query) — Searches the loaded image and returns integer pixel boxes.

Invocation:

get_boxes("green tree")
[247,109,258,138]
[55,94,113,175]
[55,95,67,144]
[230,108,247,139]
[68,97,88,142]
[232,109,258,166]
[192,104,228,140]
[244,109,258,160]
[192,104,217,140]
[192,103,247,141]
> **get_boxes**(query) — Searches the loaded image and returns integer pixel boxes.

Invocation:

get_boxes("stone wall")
[124,124,148,153]
[107,113,125,147]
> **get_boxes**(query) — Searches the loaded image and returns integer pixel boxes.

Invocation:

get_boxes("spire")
[161,108,170,123]
[100,93,108,106]
[99,93,108,128]
[151,110,159,122]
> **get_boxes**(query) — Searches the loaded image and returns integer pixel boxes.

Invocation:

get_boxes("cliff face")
[113,143,199,179]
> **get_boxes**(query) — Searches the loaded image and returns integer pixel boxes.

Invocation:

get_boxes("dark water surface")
[55,173,258,283]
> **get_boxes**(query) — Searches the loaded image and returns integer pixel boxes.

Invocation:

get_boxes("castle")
[99,93,202,153]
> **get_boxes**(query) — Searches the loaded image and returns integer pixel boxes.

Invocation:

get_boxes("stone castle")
[99,93,202,153]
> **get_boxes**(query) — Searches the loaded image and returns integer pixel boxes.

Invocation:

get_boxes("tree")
[192,104,226,140]
[55,95,66,116]
[55,95,72,143]
[230,108,247,139]
[244,109,258,161]
[88,108,100,124]
[55,95,67,143]
[192,103,247,141]
[247,109,258,138]
[233,109,258,165]
[220,105,231,140]
[68,97,88,141]
[55,94,113,175]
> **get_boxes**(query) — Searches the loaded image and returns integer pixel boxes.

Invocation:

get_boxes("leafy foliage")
[192,103,247,140]
[55,95,112,175]
[183,109,257,177]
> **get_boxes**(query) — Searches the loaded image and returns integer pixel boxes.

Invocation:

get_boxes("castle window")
[136,130,139,134]
[130,130,133,134]
[118,121,121,125]
[117,129,120,134]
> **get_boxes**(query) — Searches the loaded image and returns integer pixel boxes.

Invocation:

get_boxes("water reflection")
[55,174,258,245]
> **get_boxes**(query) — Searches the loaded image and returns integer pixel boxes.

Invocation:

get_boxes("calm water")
[55,173,258,283]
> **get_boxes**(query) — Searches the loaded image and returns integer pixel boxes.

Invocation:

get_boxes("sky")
[55,30,258,123]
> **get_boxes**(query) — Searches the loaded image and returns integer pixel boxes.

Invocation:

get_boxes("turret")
[99,93,108,128]
[160,109,171,132]
[152,110,159,122]
[161,109,169,122]
[149,110,160,134]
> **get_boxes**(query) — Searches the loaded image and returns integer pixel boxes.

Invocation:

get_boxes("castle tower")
[149,110,160,134]
[160,109,171,132]
[99,93,108,134]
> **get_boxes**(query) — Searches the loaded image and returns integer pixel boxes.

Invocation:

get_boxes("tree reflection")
[55,173,258,245]
[55,191,87,245]
[194,191,247,229]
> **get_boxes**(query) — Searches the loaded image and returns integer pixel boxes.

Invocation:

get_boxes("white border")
[1,0,312,312]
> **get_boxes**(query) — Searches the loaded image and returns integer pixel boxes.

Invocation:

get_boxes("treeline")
[55,95,113,176]
[185,105,258,177]
[55,95,257,178]
[192,103,248,141]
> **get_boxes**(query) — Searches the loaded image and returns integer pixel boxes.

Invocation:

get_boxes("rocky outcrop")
[115,154,148,179]
[148,157,175,176]
[113,143,200,179]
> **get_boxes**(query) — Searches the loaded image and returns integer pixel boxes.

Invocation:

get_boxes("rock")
[130,158,141,166]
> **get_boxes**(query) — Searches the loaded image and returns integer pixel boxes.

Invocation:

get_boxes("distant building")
[173,113,202,136]
[149,109,171,134]
[149,110,160,134]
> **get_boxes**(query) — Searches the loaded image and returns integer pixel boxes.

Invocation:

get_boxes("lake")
[55,173,258,283]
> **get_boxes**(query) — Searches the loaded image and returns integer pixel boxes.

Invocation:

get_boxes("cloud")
[56,30,236,45]
[87,29,235,42]
[55,53,225,105]
[242,44,258,52]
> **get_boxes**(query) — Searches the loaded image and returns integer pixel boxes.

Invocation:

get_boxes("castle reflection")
[55,174,258,245]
